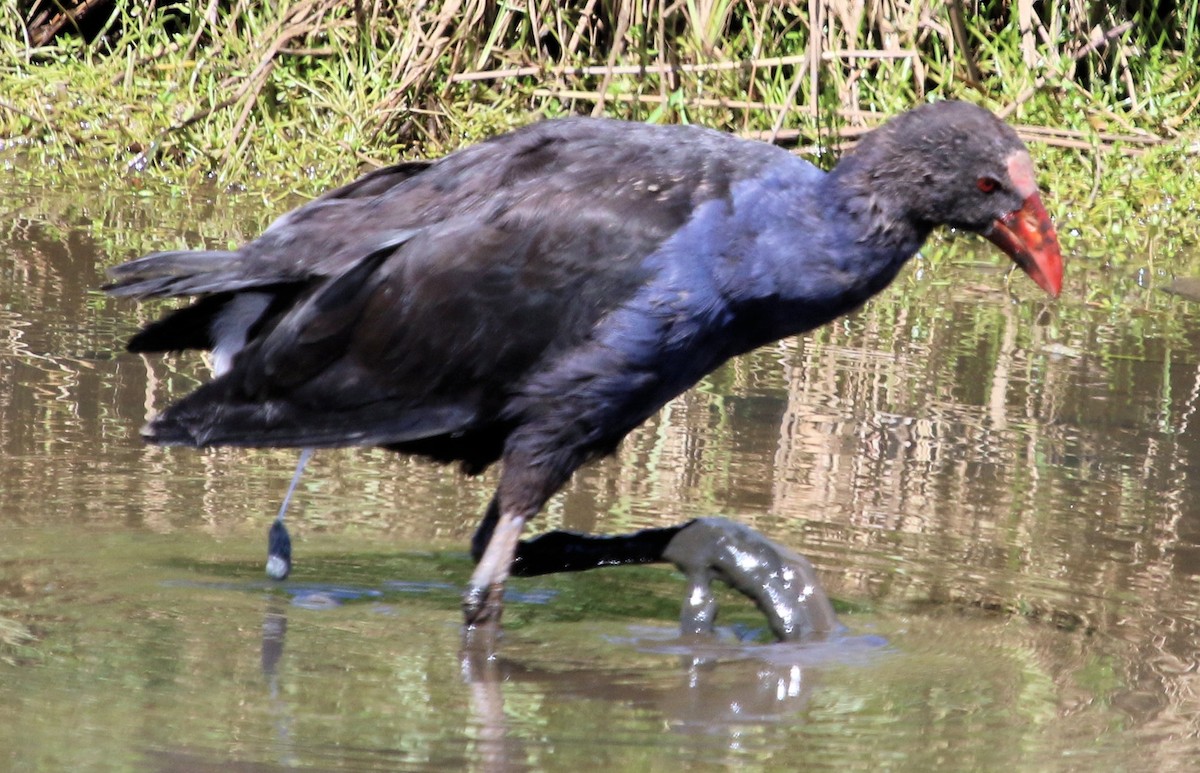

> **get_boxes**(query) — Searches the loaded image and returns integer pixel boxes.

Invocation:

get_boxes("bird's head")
[848,101,1064,297]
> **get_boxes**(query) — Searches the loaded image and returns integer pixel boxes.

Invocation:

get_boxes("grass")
[1,1,1199,263]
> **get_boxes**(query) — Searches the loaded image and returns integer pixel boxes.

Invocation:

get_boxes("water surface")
[2,174,1199,770]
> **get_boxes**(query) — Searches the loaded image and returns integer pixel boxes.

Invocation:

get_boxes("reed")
[2,1,1198,215]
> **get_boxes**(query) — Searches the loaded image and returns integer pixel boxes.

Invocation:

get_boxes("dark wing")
[108,119,775,451]
[104,161,434,299]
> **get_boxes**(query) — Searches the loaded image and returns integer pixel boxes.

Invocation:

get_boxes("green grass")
[2,1,1199,262]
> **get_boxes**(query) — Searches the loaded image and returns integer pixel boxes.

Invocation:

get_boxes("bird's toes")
[266,520,292,580]
[462,582,505,628]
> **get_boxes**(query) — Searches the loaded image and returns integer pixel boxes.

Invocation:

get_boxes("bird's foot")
[462,582,505,629]
[663,517,839,642]
[266,519,292,580]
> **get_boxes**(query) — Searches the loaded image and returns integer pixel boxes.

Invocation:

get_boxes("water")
[2,174,1200,770]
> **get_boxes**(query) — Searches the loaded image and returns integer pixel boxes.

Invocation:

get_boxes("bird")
[105,100,1063,631]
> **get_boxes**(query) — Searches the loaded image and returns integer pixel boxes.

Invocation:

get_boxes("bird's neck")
[700,165,931,353]
[823,149,932,257]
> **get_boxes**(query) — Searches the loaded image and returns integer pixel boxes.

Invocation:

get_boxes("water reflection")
[259,598,296,770]
[2,174,1200,766]
[458,631,854,768]
[248,582,881,771]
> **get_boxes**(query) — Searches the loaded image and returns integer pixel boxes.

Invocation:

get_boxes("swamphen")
[106,101,1063,631]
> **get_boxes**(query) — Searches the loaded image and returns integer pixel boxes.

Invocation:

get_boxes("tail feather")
[106,228,419,300]
[124,294,231,353]
[143,377,477,449]
[105,250,249,298]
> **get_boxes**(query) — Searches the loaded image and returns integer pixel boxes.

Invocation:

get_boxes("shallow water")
[2,174,1200,770]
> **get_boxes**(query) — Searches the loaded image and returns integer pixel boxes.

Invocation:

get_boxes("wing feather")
[112,118,782,451]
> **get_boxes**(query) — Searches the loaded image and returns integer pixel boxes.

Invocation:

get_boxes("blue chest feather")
[608,158,914,381]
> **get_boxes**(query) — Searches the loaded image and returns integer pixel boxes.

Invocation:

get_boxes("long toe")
[663,517,839,642]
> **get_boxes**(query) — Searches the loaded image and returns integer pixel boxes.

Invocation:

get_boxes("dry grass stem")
[3,2,1195,181]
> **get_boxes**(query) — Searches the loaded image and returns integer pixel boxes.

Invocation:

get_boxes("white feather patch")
[210,293,271,376]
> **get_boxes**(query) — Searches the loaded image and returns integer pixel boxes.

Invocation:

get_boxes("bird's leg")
[463,501,531,627]
[462,454,839,640]
[266,447,313,580]
[472,500,689,576]
[469,496,502,564]
[507,523,690,576]
[472,514,840,642]
[463,457,572,628]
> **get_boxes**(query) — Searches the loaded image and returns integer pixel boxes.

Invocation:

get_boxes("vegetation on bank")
[1,1,1199,261]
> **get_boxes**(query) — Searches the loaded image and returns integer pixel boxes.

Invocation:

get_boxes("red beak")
[983,193,1063,297]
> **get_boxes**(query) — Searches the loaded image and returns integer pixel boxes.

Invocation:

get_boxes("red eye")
[977,177,999,193]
